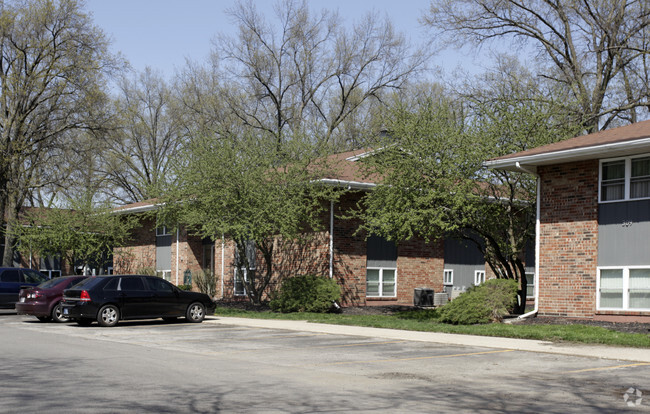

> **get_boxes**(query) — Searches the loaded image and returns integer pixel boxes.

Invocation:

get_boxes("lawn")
[215,306,650,348]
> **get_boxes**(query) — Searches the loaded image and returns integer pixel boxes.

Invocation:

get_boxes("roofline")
[316,178,377,190]
[485,137,650,172]
[112,202,162,214]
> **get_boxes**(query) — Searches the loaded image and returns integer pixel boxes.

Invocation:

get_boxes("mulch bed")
[216,301,650,335]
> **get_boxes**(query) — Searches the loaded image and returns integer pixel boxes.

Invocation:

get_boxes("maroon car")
[16,275,88,322]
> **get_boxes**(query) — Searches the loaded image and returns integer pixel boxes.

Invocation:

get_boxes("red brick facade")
[115,192,447,306]
[537,161,599,318]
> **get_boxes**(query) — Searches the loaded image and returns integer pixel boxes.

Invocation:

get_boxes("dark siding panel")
[598,200,650,266]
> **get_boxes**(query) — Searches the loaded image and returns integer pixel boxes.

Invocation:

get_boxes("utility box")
[434,292,449,306]
[413,288,434,306]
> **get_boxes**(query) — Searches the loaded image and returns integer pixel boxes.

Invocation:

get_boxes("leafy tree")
[11,199,137,274]
[167,130,341,305]
[424,0,650,132]
[358,77,579,313]
[0,0,120,265]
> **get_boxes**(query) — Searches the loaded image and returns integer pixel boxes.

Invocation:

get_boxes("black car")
[0,267,49,308]
[61,275,216,327]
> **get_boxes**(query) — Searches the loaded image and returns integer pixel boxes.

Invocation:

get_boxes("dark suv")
[0,267,49,308]
[61,275,216,327]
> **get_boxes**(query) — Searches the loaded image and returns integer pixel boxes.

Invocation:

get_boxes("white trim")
[474,270,486,285]
[486,137,650,172]
[599,154,650,203]
[175,228,180,285]
[315,178,377,190]
[112,202,162,214]
[329,201,334,279]
[443,269,454,286]
[366,267,397,298]
[597,266,650,311]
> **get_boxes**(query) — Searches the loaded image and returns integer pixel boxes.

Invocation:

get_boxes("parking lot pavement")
[3,311,650,412]
[209,316,650,363]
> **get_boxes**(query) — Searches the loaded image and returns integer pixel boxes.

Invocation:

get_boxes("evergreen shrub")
[270,274,341,313]
[438,278,518,324]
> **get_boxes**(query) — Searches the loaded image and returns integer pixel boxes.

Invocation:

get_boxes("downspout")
[175,228,180,285]
[329,201,334,278]
[221,233,225,299]
[515,162,540,319]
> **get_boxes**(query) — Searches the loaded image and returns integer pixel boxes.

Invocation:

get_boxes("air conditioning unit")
[413,288,434,306]
[434,292,449,306]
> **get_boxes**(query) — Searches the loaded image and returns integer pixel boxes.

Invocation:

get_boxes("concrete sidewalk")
[208,316,650,363]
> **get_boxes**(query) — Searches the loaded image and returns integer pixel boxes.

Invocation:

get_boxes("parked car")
[61,275,216,327]
[15,275,88,322]
[0,267,49,308]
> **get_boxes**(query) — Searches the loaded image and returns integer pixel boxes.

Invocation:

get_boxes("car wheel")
[186,302,205,323]
[36,316,52,322]
[97,305,120,327]
[51,302,69,323]
[76,319,93,326]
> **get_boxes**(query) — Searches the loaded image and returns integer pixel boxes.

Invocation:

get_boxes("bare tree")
[103,68,182,204]
[214,0,428,149]
[424,0,650,132]
[0,0,119,266]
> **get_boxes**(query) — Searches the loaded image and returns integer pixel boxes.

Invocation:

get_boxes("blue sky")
[85,0,486,80]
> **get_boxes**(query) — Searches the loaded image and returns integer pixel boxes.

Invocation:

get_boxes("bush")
[437,278,518,325]
[177,284,193,291]
[194,269,217,297]
[269,274,341,313]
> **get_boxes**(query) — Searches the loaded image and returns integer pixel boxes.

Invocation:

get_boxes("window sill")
[366,297,397,301]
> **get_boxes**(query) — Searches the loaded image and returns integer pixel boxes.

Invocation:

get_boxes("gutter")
[515,162,540,319]
[315,178,377,190]
[485,137,650,171]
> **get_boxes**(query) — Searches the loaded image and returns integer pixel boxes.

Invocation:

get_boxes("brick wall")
[114,216,156,274]
[333,192,444,306]
[538,160,599,318]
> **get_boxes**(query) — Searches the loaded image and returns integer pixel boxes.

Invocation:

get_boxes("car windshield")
[38,278,68,289]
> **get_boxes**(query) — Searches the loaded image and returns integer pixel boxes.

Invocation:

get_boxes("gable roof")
[486,120,650,172]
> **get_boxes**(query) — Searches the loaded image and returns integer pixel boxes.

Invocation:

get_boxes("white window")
[40,269,61,279]
[156,225,171,236]
[600,155,650,202]
[474,270,486,285]
[598,267,650,310]
[525,272,535,298]
[234,268,249,296]
[366,268,396,297]
[443,269,454,286]
[156,270,172,282]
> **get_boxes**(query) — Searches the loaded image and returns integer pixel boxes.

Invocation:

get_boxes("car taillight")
[27,292,43,299]
[79,290,91,302]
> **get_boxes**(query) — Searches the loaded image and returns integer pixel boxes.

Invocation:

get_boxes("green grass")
[215,306,650,348]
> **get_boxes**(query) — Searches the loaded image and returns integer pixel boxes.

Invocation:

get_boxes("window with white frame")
[366,235,397,297]
[156,225,171,236]
[598,267,650,310]
[474,270,486,285]
[234,268,248,296]
[600,156,650,202]
[366,268,396,297]
[443,269,453,286]
[525,272,535,298]
[156,270,172,282]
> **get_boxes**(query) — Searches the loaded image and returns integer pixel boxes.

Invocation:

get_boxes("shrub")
[177,284,193,291]
[437,278,518,324]
[194,269,217,297]
[269,274,341,313]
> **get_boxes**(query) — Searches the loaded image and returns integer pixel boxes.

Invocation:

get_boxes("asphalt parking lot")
[1,310,649,413]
